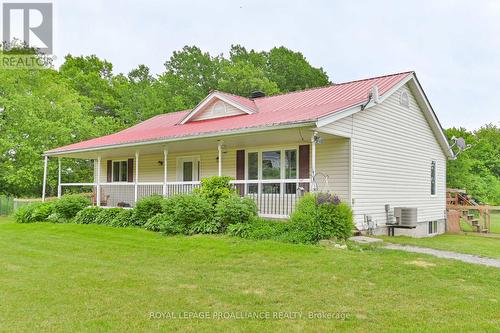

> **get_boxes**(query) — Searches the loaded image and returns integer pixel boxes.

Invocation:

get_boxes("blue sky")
[51,0,499,129]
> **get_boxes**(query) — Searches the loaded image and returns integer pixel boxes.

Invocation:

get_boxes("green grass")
[490,212,500,234]
[1,217,499,332]
[379,233,500,259]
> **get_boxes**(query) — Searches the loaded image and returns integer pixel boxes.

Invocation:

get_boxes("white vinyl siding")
[333,84,447,228]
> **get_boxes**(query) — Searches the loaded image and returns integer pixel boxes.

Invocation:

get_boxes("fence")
[0,195,14,216]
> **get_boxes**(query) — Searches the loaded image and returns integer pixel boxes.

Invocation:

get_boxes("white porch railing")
[60,179,310,217]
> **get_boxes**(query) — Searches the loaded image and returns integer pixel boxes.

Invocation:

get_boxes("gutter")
[44,120,316,157]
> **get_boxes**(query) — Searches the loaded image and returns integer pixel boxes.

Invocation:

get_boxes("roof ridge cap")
[239,70,414,100]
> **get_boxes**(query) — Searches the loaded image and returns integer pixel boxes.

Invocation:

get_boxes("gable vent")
[250,91,266,99]
[400,90,410,108]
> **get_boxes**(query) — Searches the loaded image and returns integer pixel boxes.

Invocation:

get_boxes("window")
[284,149,297,194]
[428,221,438,234]
[262,150,280,194]
[247,152,258,194]
[112,161,128,182]
[431,161,436,195]
[246,148,298,195]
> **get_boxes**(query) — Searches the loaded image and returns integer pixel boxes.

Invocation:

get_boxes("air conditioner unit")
[393,207,418,226]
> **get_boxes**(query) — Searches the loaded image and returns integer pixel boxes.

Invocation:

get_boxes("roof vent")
[250,91,266,99]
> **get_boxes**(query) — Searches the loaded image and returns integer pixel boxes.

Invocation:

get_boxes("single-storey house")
[43,71,452,237]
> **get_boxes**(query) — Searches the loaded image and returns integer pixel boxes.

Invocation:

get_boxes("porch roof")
[45,71,412,156]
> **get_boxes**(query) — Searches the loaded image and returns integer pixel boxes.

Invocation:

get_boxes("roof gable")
[179,91,257,124]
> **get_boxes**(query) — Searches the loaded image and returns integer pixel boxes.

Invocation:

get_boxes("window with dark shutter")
[236,150,245,196]
[299,145,310,192]
[128,158,134,182]
[106,160,112,182]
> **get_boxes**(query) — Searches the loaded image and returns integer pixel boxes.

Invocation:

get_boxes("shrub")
[290,193,354,242]
[215,195,257,229]
[15,203,41,223]
[161,194,213,233]
[244,217,291,240]
[53,194,90,220]
[94,208,124,225]
[46,213,67,224]
[288,194,322,243]
[109,209,136,227]
[226,222,253,237]
[133,195,165,226]
[74,207,103,224]
[190,219,223,234]
[144,213,184,234]
[31,201,55,221]
[14,201,54,223]
[195,176,235,206]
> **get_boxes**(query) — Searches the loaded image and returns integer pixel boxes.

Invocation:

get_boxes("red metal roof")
[47,71,412,154]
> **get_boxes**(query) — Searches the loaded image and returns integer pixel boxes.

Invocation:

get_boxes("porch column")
[42,155,48,202]
[57,158,62,198]
[162,148,168,196]
[134,151,139,203]
[311,131,317,192]
[96,156,101,206]
[217,141,223,176]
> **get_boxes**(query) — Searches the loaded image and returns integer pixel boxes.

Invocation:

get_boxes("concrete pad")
[349,236,384,244]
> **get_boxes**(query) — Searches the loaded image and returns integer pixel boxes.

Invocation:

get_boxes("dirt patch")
[405,260,436,268]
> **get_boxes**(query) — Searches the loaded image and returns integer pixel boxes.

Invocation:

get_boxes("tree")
[445,125,500,205]
[60,55,121,117]
[217,61,279,97]
[0,68,122,197]
[265,47,330,92]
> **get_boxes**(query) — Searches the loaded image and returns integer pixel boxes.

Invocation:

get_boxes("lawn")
[1,216,499,332]
[490,211,500,234]
[379,234,500,259]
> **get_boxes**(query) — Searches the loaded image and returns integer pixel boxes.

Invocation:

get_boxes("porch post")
[217,141,223,176]
[311,131,317,192]
[134,151,139,203]
[163,148,168,196]
[42,155,48,202]
[96,156,101,207]
[57,157,62,198]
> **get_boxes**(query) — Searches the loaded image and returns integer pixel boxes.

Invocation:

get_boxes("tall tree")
[445,125,500,205]
[60,55,121,117]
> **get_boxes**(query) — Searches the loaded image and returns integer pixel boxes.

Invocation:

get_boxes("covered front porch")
[43,127,350,218]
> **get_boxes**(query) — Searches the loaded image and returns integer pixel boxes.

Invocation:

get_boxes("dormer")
[178,91,257,124]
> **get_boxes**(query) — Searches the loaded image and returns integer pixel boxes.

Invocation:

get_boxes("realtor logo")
[2,2,53,54]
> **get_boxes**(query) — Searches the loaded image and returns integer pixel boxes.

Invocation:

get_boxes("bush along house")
[43,71,452,237]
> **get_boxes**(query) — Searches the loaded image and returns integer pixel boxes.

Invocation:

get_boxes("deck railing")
[60,179,310,217]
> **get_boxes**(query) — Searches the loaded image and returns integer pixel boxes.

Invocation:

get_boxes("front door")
[177,156,200,181]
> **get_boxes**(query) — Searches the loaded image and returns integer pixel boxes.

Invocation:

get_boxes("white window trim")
[431,160,437,197]
[245,147,299,195]
[176,156,201,181]
[111,159,129,183]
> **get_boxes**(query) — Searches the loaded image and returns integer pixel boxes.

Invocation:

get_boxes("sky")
[35,1,500,128]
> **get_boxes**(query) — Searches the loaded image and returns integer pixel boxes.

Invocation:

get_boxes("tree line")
[0,43,498,204]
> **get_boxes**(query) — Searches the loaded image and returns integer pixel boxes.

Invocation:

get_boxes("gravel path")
[384,244,500,268]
